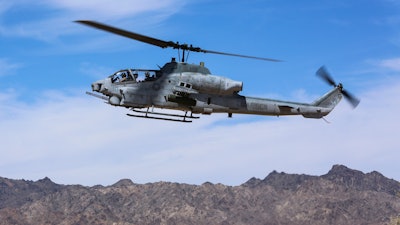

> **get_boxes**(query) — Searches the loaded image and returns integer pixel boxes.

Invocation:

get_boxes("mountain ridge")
[1,164,400,225]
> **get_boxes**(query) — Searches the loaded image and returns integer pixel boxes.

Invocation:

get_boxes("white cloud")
[1,75,400,186]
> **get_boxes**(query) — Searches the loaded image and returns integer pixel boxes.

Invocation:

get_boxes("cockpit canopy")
[109,69,161,83]
[109,59,212,84]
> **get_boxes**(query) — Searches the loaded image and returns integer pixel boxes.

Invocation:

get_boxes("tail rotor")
[316,66,360,108]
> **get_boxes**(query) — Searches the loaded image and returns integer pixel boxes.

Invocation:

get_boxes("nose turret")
[91,82,101,92]
[91,79,107,92]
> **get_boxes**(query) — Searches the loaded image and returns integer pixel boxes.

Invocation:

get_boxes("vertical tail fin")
[312,86,343,109]
[302,87,343,118]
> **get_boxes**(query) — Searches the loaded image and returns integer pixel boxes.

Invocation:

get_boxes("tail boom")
[189,86,342,119]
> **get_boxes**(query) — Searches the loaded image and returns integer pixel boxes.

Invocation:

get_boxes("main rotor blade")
[75,20,177,49]
[76,20,281,62]
[200,49,283,62]
[316,66,336,87]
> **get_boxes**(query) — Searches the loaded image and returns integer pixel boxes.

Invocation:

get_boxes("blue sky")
[1,0,400,186]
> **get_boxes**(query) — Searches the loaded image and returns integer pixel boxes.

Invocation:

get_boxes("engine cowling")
[181,73,242,95]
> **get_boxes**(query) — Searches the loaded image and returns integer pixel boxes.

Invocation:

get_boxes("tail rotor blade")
[316,66,336,87]
[342,89,360,108]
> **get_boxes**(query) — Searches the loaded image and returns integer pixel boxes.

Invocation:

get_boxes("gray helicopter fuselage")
[89,60,342,120]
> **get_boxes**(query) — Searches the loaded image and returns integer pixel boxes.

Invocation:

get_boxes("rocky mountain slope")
[1,165,400,225]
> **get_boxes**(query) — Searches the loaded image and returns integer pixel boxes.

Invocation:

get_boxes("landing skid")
[127,108,199,123]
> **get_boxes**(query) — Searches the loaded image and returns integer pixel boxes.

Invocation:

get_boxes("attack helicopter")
[77,20,359,123]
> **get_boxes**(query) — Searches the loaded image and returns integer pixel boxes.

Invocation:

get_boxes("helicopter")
[77,20,360,123]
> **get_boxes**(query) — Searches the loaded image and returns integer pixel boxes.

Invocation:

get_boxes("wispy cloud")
[0,0,186,42]
[43,0,185,19]
[0,58,21,77]
[379,58,400,72]
[0,1,13,15]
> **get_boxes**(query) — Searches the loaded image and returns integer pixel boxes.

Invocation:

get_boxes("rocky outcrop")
[1,165,399,225]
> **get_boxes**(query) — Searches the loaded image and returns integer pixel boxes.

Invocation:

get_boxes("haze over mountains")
[1,165,400,225]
